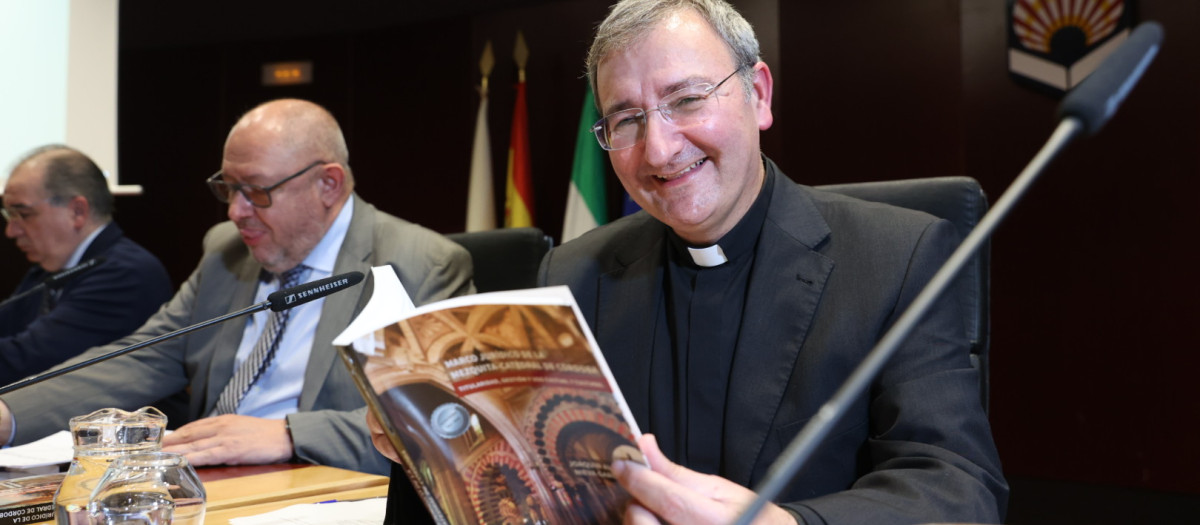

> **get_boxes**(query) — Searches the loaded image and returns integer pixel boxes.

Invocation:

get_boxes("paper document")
[229,497,386,525]
[0,430,173,471]
[0,431,72,469]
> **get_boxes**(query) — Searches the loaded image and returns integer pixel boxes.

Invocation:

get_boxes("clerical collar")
[687,245,728,267]
[668,163,775,268]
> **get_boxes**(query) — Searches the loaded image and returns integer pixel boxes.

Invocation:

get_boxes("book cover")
[334,267,643,525]
[0,472,63,525]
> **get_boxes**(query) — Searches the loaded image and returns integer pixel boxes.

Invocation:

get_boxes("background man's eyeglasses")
[591,65,746,151]
[0,207,36,224]
[0,198,55,224]
[206,160,326,208]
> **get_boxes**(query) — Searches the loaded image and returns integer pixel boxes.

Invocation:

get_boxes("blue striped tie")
[214,265,307,415]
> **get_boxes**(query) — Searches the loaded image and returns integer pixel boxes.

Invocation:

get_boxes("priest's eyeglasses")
[207,160,326,208]
[591,65,746,151]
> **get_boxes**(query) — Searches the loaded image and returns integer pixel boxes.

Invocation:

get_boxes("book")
[333,266,644,525]
[0,472,63,525]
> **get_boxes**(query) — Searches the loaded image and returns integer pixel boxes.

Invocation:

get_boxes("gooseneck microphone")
[0,257,106,312]
[43,257,106,290]
[1056,22,1164,137]
[267,271,364,312]
[732,22,1163,525]
[0,270,365,396]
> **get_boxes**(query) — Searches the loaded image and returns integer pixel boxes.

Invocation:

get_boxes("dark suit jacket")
[0,223,172,385]
[1,196,474,475]
[537,158,1008,524]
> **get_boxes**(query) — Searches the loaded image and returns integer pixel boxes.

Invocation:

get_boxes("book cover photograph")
[335,268,643,525]
[0,472,62,525]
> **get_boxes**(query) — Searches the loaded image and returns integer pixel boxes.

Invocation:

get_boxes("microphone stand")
[0,302,270,396]
[733,18,1160,521]
[0,270,364,396]
[0,285,46,313]
[731,118,1084,525]
[0,257,105,313]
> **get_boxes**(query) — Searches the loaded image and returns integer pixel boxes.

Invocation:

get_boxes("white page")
[0,430,71,468]
[0,429,173,470]
[229,497,386,525]
[332,265,416,346]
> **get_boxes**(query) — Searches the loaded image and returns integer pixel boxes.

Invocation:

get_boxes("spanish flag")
[504,32,534,228]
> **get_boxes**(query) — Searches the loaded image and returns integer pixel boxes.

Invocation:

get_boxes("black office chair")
[446,227,555,293]
[817,177,991,412]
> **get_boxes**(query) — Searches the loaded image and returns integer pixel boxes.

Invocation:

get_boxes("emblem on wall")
[1008,0,1136,95]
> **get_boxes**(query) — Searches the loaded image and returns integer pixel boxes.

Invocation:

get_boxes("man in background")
[0,145,172,386]
[0,99,474,476]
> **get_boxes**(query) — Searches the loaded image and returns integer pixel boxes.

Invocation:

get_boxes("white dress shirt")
[220,199,353,419]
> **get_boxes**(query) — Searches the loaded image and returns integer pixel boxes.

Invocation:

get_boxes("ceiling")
[119,0,560,49]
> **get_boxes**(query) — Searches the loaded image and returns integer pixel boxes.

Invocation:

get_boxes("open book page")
[335,266,643,524]
[332,265,416,347]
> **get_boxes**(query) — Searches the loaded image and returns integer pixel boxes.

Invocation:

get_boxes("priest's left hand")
[366,411,402,464]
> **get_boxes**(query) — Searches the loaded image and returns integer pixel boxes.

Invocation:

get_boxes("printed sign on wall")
[1008,0,1136,95]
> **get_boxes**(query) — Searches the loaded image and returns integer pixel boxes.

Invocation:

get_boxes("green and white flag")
[561,84,607,242]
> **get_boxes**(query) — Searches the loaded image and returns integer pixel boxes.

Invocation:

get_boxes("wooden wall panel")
[2,0,1199,507]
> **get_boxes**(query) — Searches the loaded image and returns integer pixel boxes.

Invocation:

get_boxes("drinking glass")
[86,452,206,525]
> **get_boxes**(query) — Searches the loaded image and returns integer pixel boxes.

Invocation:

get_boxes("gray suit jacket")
[538,159,1007,524]
[2,195,474,475]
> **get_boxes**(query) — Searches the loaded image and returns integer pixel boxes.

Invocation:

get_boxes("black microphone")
[43,256,106,289]
[732,22,1163,525]
[0,257,106,312]
[1056,22,1164,136]
[0,270,365,396]
[267,271,365,312]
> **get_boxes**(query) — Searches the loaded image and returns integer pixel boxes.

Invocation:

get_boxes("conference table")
[197,463,389,524]
[2,463,388,525]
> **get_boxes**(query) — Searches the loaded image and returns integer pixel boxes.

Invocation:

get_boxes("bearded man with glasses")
[0,99,474,476]
[535,0,1008,524]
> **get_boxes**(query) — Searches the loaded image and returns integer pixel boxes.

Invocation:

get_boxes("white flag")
[466,95,495,231]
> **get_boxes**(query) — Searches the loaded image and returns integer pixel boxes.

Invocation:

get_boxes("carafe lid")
[68,406,167,451]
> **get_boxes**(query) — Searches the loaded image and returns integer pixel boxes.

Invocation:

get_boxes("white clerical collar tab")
[687,245,728,267]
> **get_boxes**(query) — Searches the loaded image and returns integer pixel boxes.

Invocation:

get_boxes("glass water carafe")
[87,451,206,525]
[52,407,166,524]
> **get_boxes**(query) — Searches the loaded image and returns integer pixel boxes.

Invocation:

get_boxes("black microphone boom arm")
[0,302,269,396]
[732,21,1162,525]
[0,270,365,397]
[732,118,1083,525]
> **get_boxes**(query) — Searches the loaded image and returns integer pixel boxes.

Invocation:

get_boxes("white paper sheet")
[229,497,387,525]
[0,430,72,468]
